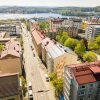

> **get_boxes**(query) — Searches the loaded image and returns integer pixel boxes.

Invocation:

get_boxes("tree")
[83,51,97,62]
[49,72,57,81]
[0,44,4,53]
[64,38,78,50]
[74,40,86,56]
[96,36,100,46]
[52,78,64,98]
[56,35,61,41]
[88,38,99,50]
[59,35,69,44]
[39,22,49,30]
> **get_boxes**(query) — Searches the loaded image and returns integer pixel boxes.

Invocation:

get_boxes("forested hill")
[0,6,100,16]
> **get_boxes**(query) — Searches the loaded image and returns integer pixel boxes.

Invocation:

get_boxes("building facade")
[0,73,21,100]
[0,40,22,75]
[31,29,45,57]
[64,61,100,100]
[85,24,100,40]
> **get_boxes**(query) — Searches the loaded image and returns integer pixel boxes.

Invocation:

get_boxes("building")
[49,18,68,29]
[0,38,17,45]
[0,32,6,38]
[64,61,100,100]
[41,37,55,63]
[45,43,78,78]
[0,73,21,100]
[68,18,82,30]
[0,24,21,36]
[31,29,45,57]
[85,24,100,40]
[65,27,78,38]
[0,40,22,75]
[29,20,40,31]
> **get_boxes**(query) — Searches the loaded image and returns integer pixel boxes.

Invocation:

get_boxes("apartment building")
[64,61,100,100]
[68,18,82,30]
[45,43,78,78]
[31,29,45,57]
[41,37,55,63]
[0,73,21,100]
[49,18,68,29]
[65,27,78,38]
[0,40,22,75]
[85,24,100,40]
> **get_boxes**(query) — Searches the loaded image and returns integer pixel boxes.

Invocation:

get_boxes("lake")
[0,13,66,20]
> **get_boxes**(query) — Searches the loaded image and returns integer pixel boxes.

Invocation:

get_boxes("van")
[45,74,50,82]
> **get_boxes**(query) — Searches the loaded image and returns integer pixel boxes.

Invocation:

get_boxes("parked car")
[45,74,50,82]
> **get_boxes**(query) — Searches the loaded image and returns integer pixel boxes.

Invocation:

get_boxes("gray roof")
[47,45,65,59]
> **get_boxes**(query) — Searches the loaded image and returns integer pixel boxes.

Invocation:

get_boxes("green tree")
[59,35,69,44]
[0,44,4,53]
[64,38,78,50]
[49,72,57,81]
[56,35,61,41]
[96,36,100,46]
[39,22,49,30]
[74,40,86,56]
[83,51,97,62]
[88,38,99,50]
[52,78,64,98]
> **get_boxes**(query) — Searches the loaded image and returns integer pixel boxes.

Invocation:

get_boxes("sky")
[0,0,100,7]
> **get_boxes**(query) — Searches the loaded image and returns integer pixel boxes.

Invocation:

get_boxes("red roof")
[69,61,100,85]
[32,29,45,45]
[1,40,21,59]
[41,37,54,50]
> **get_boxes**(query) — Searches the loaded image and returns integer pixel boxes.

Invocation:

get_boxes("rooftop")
[69,61,100,85]
[32,29,45,45]
[47,44,65,59]
[41,37,54,50]
[0,40,21,59]
[0,73,19,98]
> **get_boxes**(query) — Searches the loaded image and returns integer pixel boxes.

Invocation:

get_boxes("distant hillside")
[0,6,99,17]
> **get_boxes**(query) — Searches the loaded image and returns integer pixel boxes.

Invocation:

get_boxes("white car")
[45,74,50,82]
[28,82,32,90]
[28,90,33,100]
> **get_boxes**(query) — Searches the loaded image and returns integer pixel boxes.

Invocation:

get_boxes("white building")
[85,24,100,40]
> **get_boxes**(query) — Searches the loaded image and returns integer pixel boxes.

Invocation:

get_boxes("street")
[21,23,56,100]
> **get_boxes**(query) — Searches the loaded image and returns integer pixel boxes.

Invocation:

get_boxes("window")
[79,91,85,96]
[90,84,93,87]
[79,97,84,100]
[88,95,92,100]
[80,85,85,90]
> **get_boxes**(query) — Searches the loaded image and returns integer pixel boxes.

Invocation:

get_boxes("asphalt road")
[21,23,50,100]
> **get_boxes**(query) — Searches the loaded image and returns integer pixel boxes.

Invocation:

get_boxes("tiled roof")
[0,40,21,59]
[0,73,19,98]
[32,29,45,45]
[41,37,54,50]
[69,61,100,85]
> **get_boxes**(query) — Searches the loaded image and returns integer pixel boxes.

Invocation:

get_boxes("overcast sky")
[0,0,100,7]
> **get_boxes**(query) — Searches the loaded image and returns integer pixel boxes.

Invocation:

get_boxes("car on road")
[45,74,50,82]
[33,53,35,57]
[28,82,32,90]
[28,90,33,100]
